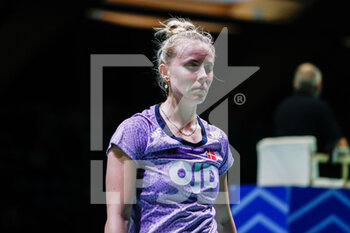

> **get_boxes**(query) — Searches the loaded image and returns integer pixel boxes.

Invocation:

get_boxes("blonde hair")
[153,17,215,96]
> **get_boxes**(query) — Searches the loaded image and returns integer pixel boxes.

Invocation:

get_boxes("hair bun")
[167,20,195,35]
[154,18,197,39]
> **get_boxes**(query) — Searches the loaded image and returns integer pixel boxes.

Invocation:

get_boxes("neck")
[161,95,198,129]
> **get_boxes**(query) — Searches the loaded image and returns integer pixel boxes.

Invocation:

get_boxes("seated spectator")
[274,62,349,177]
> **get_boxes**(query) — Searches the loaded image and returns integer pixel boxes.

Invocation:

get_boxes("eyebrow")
[184,58,214,65]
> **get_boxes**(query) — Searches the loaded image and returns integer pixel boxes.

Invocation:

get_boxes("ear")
[159,64,170,82]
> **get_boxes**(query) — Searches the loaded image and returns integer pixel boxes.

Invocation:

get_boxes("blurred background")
[2,0,350,232]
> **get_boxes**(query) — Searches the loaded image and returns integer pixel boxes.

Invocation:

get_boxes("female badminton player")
[104,18,236,233]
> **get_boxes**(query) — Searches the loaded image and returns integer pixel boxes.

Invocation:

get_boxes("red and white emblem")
[207,150,217,160]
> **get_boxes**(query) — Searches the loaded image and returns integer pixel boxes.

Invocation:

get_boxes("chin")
[183,92,207,104]
[193,95,207,105]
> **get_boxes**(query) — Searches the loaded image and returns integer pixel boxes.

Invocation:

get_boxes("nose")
[197,65,208,84]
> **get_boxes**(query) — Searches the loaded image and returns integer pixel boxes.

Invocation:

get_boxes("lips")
[193,87,206,92]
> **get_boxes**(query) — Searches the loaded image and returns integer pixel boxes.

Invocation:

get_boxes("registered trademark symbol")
[233,93,246,105]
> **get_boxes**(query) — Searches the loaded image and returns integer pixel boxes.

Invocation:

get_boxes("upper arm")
[215,172,230,206]
[219,172,228,193]
[218,130,234,176]
[106,145,137,221]
[215,172,236,232]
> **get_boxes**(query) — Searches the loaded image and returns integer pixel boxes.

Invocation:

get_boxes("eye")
[184,61,200,72]
[204,63,213,73]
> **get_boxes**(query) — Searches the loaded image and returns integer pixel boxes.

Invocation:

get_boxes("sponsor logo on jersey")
[151,128,162,139]
[155,161,219,204]
[211,130,221,139]
[168,161,218,194]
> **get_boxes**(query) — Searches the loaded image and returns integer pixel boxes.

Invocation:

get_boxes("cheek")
[172,75,192,91]
[208,73,214,85]
[176,72,197,86]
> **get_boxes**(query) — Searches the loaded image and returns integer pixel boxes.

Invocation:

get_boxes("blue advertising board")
[230,185,350,233]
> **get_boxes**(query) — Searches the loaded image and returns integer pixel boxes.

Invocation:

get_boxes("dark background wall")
[2,0,349,232]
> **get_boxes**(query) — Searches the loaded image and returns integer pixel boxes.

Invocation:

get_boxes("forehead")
[173,39,214,62]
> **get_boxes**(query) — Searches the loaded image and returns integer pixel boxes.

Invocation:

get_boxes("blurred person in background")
[274,62,349,176]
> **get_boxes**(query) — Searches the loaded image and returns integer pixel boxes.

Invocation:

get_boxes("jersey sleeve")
[218,130,234,176]
[106,116,148,162]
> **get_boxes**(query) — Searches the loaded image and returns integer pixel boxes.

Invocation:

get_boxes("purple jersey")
[107,103,234,233]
